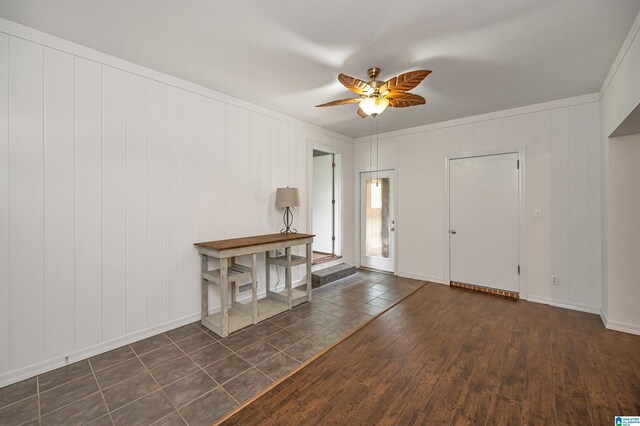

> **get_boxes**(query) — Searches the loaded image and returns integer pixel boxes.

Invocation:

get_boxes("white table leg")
[220,257,229,337]
[286,246,292,309]
[251,253,258,324]
[306,243,312,302]
[265,251,271,292]
[201,254,208,321]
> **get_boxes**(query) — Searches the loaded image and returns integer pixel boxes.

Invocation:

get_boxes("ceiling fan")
[316,67,431,118]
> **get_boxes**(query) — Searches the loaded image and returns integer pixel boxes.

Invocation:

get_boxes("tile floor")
[0,270,423,426]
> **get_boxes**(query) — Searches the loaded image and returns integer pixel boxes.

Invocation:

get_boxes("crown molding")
[0,17,355,144]
[354,93,599,144]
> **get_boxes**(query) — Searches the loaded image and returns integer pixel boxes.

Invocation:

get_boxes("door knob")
[450,229,457,234]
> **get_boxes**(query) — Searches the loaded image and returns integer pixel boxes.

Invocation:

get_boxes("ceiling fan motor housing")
[367,67,382,89]
[367,67,381,80]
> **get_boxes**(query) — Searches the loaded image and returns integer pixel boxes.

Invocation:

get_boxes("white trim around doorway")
[307,140,343,259]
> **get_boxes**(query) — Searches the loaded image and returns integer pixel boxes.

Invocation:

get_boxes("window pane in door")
[365,177,390,258]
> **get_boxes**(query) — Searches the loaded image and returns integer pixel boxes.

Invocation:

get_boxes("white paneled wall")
[354,96,601,313]
[0,34,8,375]
[0,29,354,386]
[75,57,103,350]
[9,36,45,370]
[43,47,75,359]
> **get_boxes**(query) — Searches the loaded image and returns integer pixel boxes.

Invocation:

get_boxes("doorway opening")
[312,149,341,265]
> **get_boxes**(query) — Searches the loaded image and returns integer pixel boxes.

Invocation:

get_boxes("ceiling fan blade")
[357,107,368,119]
[316,98,362,107]
[385,91,415,100]
[388,94,426,108]
[379,70,432,94]
[338,73,375,96]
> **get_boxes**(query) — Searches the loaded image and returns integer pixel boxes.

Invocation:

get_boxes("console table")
[194,233,313,337]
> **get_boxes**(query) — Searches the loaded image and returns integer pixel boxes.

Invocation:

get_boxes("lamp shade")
[275,187,300,208]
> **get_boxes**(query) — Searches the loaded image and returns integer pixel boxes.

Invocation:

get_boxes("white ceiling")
[1,0,638,138]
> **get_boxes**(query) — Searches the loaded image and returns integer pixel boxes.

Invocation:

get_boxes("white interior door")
[449,153,519,292]
[360,170,395,272]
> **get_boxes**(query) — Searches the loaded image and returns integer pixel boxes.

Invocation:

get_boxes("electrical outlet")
[534,208,542,218]
[551,275,559,285]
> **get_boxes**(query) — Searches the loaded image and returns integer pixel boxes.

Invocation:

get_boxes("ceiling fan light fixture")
[360,97,389,116]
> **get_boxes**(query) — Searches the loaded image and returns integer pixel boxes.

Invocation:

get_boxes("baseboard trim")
[600,308,609,327]
[526,295,601,315]
[0,313,198,388]
[0,289,267,388]
[599,310,640,336]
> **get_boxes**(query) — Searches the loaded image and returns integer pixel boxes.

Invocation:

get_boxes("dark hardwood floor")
[220,283,640,425]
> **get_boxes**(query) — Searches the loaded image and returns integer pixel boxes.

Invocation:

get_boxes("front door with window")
[360,170,395,272]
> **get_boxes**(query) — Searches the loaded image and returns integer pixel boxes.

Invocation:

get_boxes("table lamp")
[275,187,300,234]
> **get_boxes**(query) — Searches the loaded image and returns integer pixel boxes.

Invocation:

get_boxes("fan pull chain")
[376,115,379,187]
[369,117,373,181]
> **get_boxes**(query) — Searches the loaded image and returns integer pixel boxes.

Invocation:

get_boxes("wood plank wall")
[0,32,354,386]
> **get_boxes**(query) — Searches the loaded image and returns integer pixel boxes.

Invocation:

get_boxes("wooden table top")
[194,233,314,251]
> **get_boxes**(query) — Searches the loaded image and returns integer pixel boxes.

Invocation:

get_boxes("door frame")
[354,165,399,274]
[444,147,528,299]
[307,140,342,257]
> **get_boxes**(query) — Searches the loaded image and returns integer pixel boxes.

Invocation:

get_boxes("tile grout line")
[88,357,116,425]
[0,382,43,421]
[165,332,243,409]
[6,305,342,417]
[126,339,191,426]
[180,329,277,407]
[176,320,327,408]
[225,287,392,417]
[37,390,102,423]
[34,370,94,394]
[33,367,104,422]
[4,275,412,425]
[36,376,41,426]
[118,327,275,421]
[213,280,427,425]
[38,342,239,424]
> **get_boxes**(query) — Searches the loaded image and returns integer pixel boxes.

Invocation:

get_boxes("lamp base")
[280,207,297,234]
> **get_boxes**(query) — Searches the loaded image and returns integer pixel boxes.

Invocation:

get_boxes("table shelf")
[266,254,307,267]
[267,288,308,308]
[201,297,290,336]
[202,264,252,285]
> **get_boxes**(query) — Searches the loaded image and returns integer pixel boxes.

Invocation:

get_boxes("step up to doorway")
[312,263,356,288]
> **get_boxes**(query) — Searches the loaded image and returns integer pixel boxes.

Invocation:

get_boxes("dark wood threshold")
[450,280,519,300]
[213,281,428,425]
[311,253,342,265]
